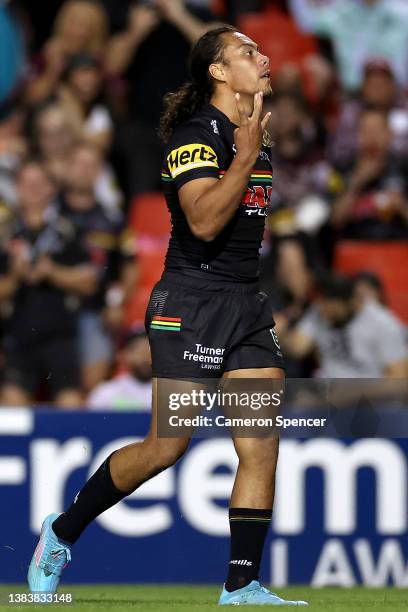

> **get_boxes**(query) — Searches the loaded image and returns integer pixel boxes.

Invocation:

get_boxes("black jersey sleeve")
[163,119,225,190]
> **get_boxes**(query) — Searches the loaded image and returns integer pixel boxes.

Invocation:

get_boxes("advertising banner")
[1,408,407,586]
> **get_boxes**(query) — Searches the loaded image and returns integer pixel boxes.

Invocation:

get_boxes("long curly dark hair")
[159,25,238,142]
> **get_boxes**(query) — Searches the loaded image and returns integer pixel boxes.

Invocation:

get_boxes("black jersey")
[162,103,273,283]
[3,214,90,346]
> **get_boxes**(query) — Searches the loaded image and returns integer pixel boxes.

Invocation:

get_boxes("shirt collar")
[201,103,238,129]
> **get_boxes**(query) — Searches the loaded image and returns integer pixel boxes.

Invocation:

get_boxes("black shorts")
[145,272,285,379]
[3,335,81,397]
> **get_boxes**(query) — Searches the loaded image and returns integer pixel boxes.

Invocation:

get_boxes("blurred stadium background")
[1,0,408,597]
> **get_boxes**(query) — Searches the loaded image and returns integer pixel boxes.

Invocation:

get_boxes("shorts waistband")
[160,271,260,294]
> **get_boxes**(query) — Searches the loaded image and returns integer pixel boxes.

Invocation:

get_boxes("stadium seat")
[129,192,171,237]
[211,0,225,16]
[237,9,317,76]
[124,285,152,327]
[334,241,408,323]
[137,248,167,288]
[125,193,171,326]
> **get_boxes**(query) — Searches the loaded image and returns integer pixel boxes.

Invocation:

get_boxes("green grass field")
[1,585,408,611]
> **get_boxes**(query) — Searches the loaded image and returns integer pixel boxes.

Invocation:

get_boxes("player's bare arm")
[179,93,271,241]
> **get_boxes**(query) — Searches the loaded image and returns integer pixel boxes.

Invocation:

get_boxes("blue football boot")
[219,580,308,606]
[27,513,71,594]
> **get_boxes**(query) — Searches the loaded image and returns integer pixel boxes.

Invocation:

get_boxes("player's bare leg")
[52,377,191,540]
[109,378,191,491]
[228,368,282,509]
[27,377,191,593]
[223,367,281,590]
[219,367,307,605]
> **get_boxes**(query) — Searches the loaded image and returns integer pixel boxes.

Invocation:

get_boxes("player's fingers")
[251,91,263,122]
[235,93,248,126]
[261,111,271,131]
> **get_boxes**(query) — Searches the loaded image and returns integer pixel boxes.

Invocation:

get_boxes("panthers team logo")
[243,185,273,213]
[167,144,219,178]
[242,170,273,216]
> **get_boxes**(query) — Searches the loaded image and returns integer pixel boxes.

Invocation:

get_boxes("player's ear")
[209,62,226,83]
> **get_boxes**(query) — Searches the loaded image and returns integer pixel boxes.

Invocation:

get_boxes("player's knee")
[237,438,279,472]
[148,438,190,471]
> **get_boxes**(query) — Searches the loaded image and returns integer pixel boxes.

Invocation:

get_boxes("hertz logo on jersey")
[167,144,218,178]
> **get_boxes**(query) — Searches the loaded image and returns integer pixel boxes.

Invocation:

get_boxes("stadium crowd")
[0,0,407,408]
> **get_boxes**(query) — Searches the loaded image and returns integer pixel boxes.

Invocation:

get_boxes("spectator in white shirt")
[282,274,408,378]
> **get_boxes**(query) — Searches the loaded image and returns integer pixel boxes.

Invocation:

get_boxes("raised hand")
[154,0,186,24]
[233,92,271,168]
[128,4,160,39]
[43,39,67,78]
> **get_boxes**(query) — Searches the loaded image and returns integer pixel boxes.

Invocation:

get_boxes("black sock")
[225,507,272,592]
[52,452,130,544]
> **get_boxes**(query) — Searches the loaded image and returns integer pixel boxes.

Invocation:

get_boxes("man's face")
[124,337,152,382]
[353,279,382,307]
[37,109,74,157]
[68,66,101,104]
[362,72,395,108]
[217,32,272,97]
[17,165,54,217]
[318,297,351,327]
[66,146,101,192]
